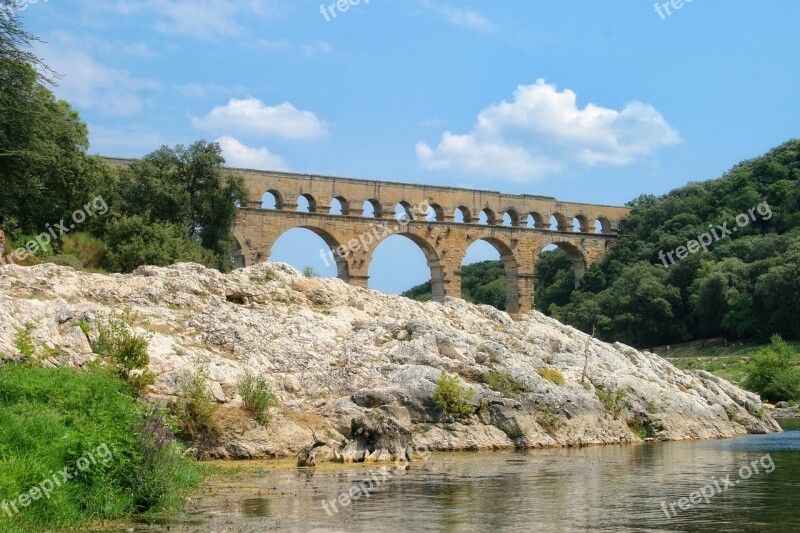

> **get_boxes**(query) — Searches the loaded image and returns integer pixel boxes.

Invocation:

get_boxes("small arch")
[330,196,349,216]
[527,212,545,229]
[363,199,382,219]
[479,208,496,226]
[453,206,471,223]
[395,201,414,222]
[573,214,590,233]
[297,193,317,213]
[262,190,282,210]
[595,217,611,234]
[503,209,520,227]
[550,213,567,232]
[427,203,445,222]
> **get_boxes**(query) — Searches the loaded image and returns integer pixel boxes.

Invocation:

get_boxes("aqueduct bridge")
[230,167,631,315]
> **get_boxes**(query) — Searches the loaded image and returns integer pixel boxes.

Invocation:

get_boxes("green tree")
[744,335,800,402]
[111,141,248,271]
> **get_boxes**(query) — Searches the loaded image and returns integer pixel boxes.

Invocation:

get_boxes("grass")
[0,365,201,532]
[481,370,530,397]
[660,337,800,386]
[537,367,566,386]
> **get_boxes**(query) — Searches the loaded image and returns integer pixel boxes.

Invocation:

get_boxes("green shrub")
[627,411,649,439]
[744,335,800,403]
[302,266,318,278]
[172,362,219,442]
[596,386,628,420]
[646,399,659,414]
[77,319,91,337]
[237,371,279,425]
[0,366,200,532]
[536,405,565,433]
[482,370,530,397]
[537,367,566,386]
[93,310,155,396]
[432,370,475,418]
[59,232,108,269]
[12,324,36,364]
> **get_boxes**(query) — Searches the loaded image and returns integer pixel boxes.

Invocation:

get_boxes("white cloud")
[42,46,160,116]
[111,0,286,40]
[217,136,288,171]
[420,1,497,33]
[416,79,681,182]
[192,97,328,140]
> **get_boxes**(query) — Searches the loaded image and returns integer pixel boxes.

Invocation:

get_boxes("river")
[115,419,799,532]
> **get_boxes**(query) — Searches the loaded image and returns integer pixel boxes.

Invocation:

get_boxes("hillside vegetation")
[407,141,800,349]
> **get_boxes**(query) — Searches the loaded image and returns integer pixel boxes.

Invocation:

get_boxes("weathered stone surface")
[0,262,782,463]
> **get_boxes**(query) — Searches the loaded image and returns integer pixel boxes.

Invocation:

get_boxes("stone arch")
[331,196,349,215]
[427,203,445,222]
[573,214,591,233]
[503,208,521,227]
[395,201,416,221]
[550,213,568,232]
[544,241,587,287]
[363,198,382,219]
[298,193,317,213]
[367,232,445,301]
[595,216,612,234]
[454,206,472,223]
[231,234,246,269]
[527,212,545,229]
[479,208,496,226]
[271,225,350,281]
[262,190,283,210]
[459,235,521,314]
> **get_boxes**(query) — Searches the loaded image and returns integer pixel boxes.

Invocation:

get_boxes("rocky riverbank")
[0,263,781,462]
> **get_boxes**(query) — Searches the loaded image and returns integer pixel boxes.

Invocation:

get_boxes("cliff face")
[0,263,780,459]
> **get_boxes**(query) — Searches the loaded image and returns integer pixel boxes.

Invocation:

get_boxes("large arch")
[267,224,350,281]
[459,236,520,314]
[543,241,587,287]
[231,234,246,270]
[367,233,445,301]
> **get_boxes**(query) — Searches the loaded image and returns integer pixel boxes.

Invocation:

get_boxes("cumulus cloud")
[420,1,497,33]
[192,97,328,140]
[217,136,288,171]
[416,79,681,182]
[43,48,160,116]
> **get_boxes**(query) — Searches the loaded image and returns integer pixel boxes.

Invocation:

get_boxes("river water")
[119,419,799,532]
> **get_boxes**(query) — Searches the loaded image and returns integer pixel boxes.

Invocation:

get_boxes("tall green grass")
[0,365,201,531]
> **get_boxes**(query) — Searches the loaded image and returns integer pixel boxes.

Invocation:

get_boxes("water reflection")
[116,426,800,533]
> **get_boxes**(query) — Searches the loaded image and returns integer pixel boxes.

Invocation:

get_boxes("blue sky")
[22,0,800,294]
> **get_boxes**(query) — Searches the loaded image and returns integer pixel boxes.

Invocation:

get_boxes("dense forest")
[404,140,800,348]
[0,12,246,274]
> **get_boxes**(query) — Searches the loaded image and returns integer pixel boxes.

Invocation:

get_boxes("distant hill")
[405,140,800,348]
